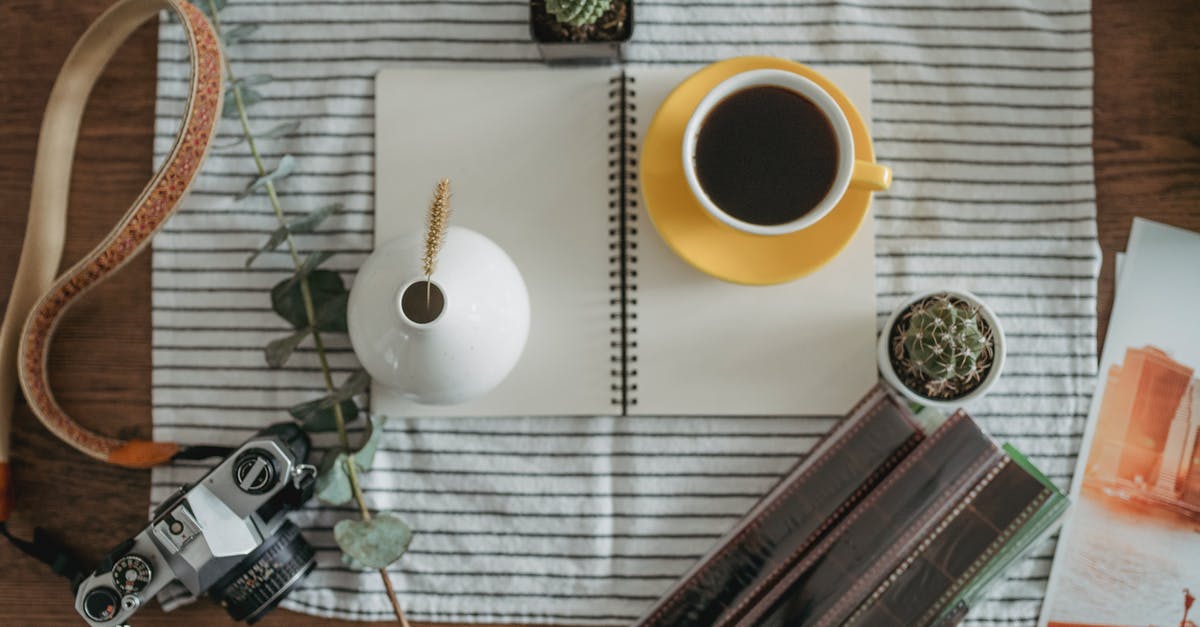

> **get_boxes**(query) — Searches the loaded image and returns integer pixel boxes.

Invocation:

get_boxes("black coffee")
[694,86,839,227]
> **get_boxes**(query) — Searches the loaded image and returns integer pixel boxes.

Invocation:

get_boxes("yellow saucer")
[640,56,879,285]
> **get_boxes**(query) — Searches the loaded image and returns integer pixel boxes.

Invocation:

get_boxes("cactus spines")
[545,0,613,27]
[891,293,994,400]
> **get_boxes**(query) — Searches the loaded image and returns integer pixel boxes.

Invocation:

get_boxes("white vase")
[877,289,1006,410]
[347,226,530,405]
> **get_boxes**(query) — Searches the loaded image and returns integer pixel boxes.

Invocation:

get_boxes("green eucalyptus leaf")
[217,120,301,152]
[288,203,341,234]
[197,0,227,17]
[310,400,358,431]
[270,269,345,329]
[264,328,310,368]
[223,86,263,118]
[234,74,273,89]
[245,203,341,266]
[287,395,328,422]
[334,369,371,403]
[273,250,335,290]
[297,250,335,280]
[276,264,348,332]
[334,513,413,570]
[245,230,285,266]
[315,452,353,505]
[236,154,296,199]
[313,415,386,504]
[262,120,302,139]
[222,23,260,46]
[215,136,247,150]
[353,415,387,471]
[314,290,350,333]
[289,396,358,432]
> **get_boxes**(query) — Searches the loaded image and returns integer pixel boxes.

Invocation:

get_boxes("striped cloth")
[152,0,1098,624]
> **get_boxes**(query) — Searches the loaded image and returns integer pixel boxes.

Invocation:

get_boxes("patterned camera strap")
[0,0,225,526]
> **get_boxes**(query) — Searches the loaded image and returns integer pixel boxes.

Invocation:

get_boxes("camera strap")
[0,0,225,530]
[0,521,88,591]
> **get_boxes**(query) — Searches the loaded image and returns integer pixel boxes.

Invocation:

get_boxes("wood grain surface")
[0,0,1196,625]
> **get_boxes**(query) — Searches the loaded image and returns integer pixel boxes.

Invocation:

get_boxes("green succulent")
[545,0,613,27]
[891,294,994,399]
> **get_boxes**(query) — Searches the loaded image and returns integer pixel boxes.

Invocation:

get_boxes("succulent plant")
[891,294,994,400]
[545,0,613,27]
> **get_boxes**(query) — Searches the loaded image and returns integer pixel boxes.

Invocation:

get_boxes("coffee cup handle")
[850,160,892,192]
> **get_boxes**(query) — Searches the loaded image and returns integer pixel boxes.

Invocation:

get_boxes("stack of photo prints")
[636,384,1068,627]
[1040,219,1200,627]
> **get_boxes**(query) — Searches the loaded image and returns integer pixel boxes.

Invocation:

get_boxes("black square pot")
[530,0,633,64]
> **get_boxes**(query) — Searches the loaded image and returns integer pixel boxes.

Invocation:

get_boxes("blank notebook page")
[627,66,877,416]
[375,67,615,417]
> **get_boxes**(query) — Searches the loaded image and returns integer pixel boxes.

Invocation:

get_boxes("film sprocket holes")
[74,424,318,626]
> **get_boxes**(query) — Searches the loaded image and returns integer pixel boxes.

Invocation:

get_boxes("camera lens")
[209,520,316,624]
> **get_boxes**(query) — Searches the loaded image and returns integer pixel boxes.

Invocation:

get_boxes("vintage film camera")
[74,424,318,626]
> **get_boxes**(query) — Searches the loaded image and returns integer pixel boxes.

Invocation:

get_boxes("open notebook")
[373,65,877,417]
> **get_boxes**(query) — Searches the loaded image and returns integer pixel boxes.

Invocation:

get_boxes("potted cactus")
[530,0,633,63]
[878,290,1006,409]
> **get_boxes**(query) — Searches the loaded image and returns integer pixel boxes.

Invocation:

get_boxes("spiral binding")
[607,72,639,414]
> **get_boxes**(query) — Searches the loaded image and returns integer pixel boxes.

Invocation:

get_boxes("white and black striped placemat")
[152,1,1098,623]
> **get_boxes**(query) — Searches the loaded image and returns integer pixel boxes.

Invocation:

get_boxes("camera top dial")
[112,555,153,595]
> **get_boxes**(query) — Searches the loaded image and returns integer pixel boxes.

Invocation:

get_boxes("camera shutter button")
[233,449,279,494]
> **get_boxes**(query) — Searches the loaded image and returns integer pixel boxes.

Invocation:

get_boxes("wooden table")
[0,1,1197,624]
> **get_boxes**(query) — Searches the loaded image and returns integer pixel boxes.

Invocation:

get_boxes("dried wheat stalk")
[422,178,452,304]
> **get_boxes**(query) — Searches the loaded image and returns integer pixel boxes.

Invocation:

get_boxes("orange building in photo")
[1180,390,1200,505]
[1086,346,1196,496]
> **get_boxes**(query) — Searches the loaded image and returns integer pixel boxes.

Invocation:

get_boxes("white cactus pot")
[877,289,1006,410]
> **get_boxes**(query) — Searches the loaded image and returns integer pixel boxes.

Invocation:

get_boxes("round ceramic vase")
[877,289,1006,410]
[347,226,530,405]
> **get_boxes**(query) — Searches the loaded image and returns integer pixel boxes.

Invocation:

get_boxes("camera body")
[75,424,317,626]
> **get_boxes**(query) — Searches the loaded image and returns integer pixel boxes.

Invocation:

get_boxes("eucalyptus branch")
[206,2,409,624]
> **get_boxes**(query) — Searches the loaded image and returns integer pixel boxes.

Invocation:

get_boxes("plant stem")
[346,457,372,521]
[381,571,412,627]
[207,2,408,623]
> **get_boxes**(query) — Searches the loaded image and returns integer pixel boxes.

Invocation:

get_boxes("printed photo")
[1042,220,1200,627]
[1046,346,1199,627]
